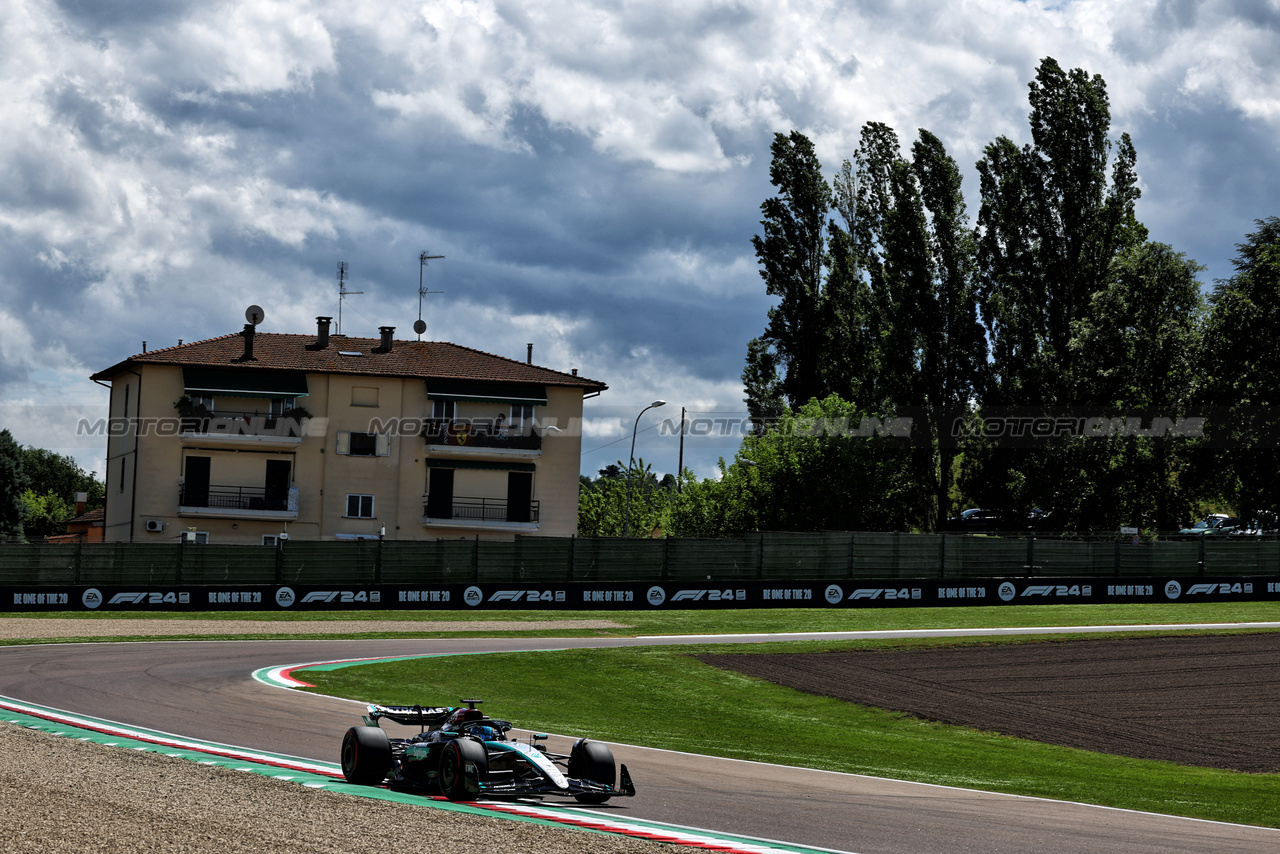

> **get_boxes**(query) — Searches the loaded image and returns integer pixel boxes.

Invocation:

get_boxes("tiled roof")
[91,331,607,392]
[66,508,105,525]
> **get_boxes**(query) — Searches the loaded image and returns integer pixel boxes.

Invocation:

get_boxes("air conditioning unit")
[145,520,164,533]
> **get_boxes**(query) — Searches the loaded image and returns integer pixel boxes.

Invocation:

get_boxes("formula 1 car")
[339,699,636,803]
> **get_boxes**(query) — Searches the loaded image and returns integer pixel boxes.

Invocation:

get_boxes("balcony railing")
[422,419,541,451]
[423,496,540,524]
[179,484,293,512]
[180,410,308,438]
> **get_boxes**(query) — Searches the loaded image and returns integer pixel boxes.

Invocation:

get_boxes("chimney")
[571,368,578,376]
[74,492,87,516]
[376,326,395,353]
[234,323,257,361]
[527,343,533,364]
[315,316,331,349]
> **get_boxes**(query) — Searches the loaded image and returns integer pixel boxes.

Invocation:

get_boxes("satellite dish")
[245,305,265,326]
[413,319,427,335]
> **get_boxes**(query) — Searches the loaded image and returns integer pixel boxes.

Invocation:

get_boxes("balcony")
[180,409,307,449]
[422,496,540,531]
[422,419,541,458]
[178,484,299,521]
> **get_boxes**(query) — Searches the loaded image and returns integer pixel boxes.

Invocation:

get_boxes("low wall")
[5,575,1277,611]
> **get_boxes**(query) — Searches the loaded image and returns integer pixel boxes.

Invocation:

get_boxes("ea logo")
[824,585,843,604]
[646,586,666,607]
[1164,580,1182,600]
[463,586,483,607]
[998,582,1016,602]
[82,588,102,610]
[275,587,295,608]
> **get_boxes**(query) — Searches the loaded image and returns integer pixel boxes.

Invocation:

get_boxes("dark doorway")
[184,456,210,507]
[426,468,454,519]
[506,471,532,523]
[265,459,291,510]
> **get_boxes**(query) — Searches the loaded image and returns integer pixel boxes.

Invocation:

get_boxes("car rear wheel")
[438,738,488,801]
[568,739,615,804]
[341,726,392,785]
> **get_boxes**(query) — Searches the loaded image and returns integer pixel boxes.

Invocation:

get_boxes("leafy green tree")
[975,57,1146,405]
[20,447,104,510]
[964,57,1148,522]
[1067,242,1205,527]
[18,489,75,540]
[843,122,986,526]
[577,458,672,537]
[0,429,28,541]
[1197,217,1280,518]
[745,131,836,421]
[667,397,921,535]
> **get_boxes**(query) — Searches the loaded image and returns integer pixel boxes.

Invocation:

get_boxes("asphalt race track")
[3,630,1280,854]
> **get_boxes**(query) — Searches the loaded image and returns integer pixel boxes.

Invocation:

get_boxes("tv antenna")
[336,261,362,335]
[416,251,445,339]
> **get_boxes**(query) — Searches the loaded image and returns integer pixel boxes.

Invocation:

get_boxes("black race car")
[340,699,636,803]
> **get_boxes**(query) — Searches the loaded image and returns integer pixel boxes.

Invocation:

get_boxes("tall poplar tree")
[745,131,833,421]
[843,122,984,526]
[976,57,1145,406]
[966,57,1147,518]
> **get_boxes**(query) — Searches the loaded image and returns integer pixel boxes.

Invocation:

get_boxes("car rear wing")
[362,704,453,729]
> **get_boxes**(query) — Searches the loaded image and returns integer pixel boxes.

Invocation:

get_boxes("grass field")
[3,599,1280,643]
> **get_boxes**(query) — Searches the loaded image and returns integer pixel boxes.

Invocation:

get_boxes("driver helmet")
[472,725,500,742]
[446,707,483,729]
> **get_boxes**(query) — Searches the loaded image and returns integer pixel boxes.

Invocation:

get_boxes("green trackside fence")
[2,533,1279,587]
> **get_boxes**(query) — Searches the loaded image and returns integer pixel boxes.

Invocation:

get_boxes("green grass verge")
[300,632,1280,829]
[2,599,1280,645]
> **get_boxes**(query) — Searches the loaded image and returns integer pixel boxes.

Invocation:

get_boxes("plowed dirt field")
[698,633,1280,772]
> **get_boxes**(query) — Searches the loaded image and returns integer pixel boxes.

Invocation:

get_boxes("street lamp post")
[624,400,666,538]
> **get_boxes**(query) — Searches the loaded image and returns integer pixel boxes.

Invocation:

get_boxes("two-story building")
[90,317,606,543]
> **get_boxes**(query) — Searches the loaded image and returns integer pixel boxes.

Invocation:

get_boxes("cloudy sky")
[2,0,1278,482]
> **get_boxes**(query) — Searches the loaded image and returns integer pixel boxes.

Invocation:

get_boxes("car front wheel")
[568,739,615,804]
[438,738,488,801]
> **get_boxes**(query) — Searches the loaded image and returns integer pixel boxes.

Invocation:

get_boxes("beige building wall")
[100,361,593,543]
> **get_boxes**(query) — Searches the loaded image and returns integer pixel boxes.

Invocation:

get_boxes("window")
[118,457,125,493]
[346,494,375,518]
[183,531,209,544]
[269,397,295,417]
[336,432,390,456]
[351,386,379,407]
[262,534,280,546]
[123,384,129,418]
[510,404,534,433]
[432,399,455,420]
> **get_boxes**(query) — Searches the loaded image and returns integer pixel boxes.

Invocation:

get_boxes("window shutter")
[336,432,350,455]
[377,434,392,456]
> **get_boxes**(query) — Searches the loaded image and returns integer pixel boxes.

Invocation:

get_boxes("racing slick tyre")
[568,739,615,804]
[438,738,488,801]
[341,726,392,785]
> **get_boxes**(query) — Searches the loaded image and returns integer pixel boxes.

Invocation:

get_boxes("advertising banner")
[5,577,1280,612]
